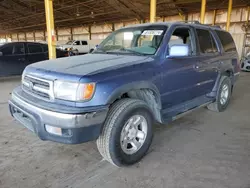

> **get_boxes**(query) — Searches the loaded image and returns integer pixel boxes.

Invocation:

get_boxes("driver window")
[168,27,194,55]
[74,41,80,45]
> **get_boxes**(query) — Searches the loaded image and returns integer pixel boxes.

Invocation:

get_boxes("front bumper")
[9,89,108,144]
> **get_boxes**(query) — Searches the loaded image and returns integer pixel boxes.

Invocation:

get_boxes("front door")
[159,26,205,109]
[0,43,26,76]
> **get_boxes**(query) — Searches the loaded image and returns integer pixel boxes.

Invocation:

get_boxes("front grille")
[22,75,54,101]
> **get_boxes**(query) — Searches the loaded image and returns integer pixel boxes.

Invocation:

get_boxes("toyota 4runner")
[9,22,240,167]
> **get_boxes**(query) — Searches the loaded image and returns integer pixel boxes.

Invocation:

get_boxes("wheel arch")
[208,69,234,98]
[106,81,162,123]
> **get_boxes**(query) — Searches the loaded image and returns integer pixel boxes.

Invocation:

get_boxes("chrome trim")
[11,92,107,129]
[23,75,55,100]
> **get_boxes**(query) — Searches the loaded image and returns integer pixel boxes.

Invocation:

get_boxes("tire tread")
[97,98,146,166]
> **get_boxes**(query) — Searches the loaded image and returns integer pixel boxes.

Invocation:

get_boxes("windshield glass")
[66,41,73,45]
[94,25,167,55]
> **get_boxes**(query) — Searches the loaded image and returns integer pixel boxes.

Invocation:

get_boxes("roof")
[0,0,248,34]
[120,21,224,31]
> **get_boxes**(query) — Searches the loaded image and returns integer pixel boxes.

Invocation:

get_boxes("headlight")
[54,80,95,101]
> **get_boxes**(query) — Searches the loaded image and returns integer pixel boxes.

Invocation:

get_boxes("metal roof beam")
[106,0,143,19]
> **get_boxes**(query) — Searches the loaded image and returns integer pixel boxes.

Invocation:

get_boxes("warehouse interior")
[1,0,250,188]
[0,0,250,57]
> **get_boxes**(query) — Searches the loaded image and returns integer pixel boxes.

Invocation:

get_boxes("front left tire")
[97,98,153,167]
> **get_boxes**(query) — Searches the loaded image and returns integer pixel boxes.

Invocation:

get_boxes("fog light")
[45,125,62,136]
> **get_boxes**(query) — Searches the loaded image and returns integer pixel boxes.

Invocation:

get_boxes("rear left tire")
[207,75,232,112]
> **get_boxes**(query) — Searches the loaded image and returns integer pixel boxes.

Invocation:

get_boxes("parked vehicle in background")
[241,52,250,71]
[56,40,99,54]
[0,42,68,77]
[9,22,240,167]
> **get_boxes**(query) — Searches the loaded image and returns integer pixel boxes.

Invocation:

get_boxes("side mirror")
[0,52,3,56]
[168,44,189,57]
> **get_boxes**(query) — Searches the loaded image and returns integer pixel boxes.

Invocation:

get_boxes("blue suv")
[9,22,240,166]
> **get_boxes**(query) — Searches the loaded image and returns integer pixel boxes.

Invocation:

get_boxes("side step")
[171,101,212,121]
[161,95,214,124]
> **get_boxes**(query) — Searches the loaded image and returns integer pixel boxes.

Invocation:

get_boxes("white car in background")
[57,40,98,54]
[241,53,250,71]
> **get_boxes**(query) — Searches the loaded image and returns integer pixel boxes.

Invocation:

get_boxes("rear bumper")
[9,90,108,144]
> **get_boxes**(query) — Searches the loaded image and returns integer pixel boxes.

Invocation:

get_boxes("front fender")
[106,81,162,108]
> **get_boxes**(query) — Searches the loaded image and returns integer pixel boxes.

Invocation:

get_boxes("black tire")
[207,75,232,112]
[97,98,153,167]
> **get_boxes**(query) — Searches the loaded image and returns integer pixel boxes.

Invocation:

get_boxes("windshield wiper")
[111,48,145,56]
[92,48,107,54]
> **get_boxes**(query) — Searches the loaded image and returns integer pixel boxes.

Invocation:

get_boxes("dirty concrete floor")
[0,73,250,188]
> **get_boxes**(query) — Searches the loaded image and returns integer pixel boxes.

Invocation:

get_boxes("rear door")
[81,40,89,52]
[194,28,220,94]
[214,30,239,74]
[0,43,26,76]
[25,43,46,67]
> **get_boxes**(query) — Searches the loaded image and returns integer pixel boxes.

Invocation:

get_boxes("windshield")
[66,41,74,45]
[94,25,167,55]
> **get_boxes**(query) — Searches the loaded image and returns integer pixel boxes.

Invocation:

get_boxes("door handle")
[18,58,25,61]
[193,64,200,69]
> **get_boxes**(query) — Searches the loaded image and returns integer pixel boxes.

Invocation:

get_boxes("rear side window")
[28,44,43,53]
[82,41,88,45]
[215,30,236,53]
[0,45,13,55]
[42,44,48,52]
[196,29,218,54]
[13,43,25,55]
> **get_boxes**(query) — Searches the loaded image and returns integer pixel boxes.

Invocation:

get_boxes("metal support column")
[33,31,36,42]
[212,9,217,25]
[88,25,92,40]
[200,0,206,24]
[247,6,250,23]
[44,0,56,59]
[150,0,156,23]
[70,28,73,40]
[56,28,59,41]
[226,0,233,31]
[24,32,27,41]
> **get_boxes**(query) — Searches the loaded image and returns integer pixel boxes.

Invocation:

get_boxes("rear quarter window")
[215,30,237,53]
[28,43,43,53]
[82,41,88,45]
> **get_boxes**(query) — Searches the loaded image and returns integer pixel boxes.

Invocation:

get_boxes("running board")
[171,101,212,121]
[161,95,214,124]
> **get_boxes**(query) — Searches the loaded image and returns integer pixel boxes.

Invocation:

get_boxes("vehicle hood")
[28,54,150,76]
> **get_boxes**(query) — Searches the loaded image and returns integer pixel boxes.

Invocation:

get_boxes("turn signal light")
[83,83,95,100]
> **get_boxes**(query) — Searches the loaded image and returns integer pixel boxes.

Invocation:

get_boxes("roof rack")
[179,21,222,29]
[179,21,201,24]
[213,25,221,29]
